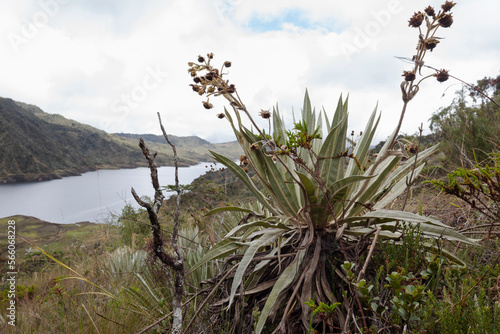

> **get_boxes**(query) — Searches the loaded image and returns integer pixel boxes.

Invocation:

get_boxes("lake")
[0,163,211,224]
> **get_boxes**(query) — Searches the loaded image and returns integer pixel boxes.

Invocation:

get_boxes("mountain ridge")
[0,97,240,183]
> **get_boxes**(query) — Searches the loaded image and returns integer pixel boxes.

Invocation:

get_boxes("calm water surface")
[0,164,210,224]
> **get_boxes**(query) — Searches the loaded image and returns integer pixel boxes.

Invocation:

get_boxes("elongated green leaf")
[210,150,277,215]
[297,171,327,225]
[323,106,331,133]
[345,209,478,245]
[239,128,271,181]
[189,237,242,274]
[316,115,347,198]
[345,107,380,177]
[327,175,375,200]
[348,156,400,217]
[225,218,291,238]
[343,228,401,239]
[374,164,425,210]
[251,232,297,274]
[347,210,475,243]
[228,228,284,308]
[321,175,376,220]
[345,209,448,227]
[205,206,254,216]
[330,94,347,129]
[313,111,323,154]
[237,127,301,216]
[259,151,301,217]
[302,89,314,130]
[416,223,478,245]
[298,91,322,168]
[255,250,305,334]
[272,105,287,146]
[223,106,247,150]
[380,144,438,191]
[376,126,398,163]
[296,171,317,204]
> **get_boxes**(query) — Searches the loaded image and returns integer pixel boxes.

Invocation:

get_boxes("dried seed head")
[198,55,205,63]
[402,70,416,82]
[408,11,425,28]
[259,109,271,119]
[207,52,214,59]
[217,113,225,119]
[193,77,201,83]
[351,130,355,136]
[435,69,450,82]
[438,13,453,27]
[205,74,213,81]
[202,101,213,109]
[239,155,247,162]
[441,1,456,12]
[250,143,259,151]
[424,6,436,17]
[424,37,440,51]
[408,144,419,154]
[224,61,232,68]
[227,84,236,93]
[209,69,219,78]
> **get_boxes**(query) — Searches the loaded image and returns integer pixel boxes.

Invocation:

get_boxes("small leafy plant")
[429,153,500,238]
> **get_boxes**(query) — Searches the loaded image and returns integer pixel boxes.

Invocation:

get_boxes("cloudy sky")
[1,0,499,144]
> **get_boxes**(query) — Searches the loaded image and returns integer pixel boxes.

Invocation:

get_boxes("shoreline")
[0,160,197,184]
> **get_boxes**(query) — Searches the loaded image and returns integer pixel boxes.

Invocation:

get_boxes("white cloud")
[0,0,499,145]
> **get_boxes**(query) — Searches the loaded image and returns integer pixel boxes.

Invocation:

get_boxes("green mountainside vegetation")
[0,97,240,183]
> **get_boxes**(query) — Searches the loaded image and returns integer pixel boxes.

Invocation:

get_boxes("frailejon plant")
[186,2,477,333]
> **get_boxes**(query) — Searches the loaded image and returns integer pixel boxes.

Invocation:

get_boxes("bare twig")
[401,123,424,210]
[357,226,382,283]
[157,112,185,334]
[131,112,185,334]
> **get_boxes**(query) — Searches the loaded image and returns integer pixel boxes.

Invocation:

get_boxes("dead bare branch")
[131,112,185,334]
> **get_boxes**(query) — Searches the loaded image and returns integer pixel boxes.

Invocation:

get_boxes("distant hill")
[117,133,210,146]
[0,97,240,183]
[114,133,242,163]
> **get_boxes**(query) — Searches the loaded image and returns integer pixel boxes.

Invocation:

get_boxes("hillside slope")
[0,97,240,183]
[115,133,243,163]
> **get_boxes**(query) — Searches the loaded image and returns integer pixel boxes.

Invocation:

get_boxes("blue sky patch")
[246,8,344,33]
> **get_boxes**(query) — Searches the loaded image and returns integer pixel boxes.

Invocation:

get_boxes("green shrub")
[118,203,150,248]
